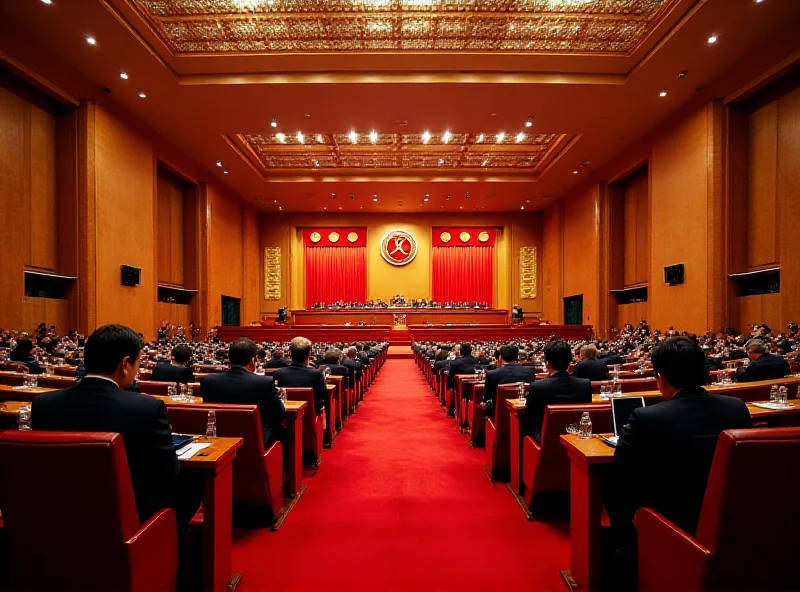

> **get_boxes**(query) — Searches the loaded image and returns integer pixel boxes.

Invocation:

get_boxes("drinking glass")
[599,384,612,400]
[566,423,578,435]
[517,383,527,401]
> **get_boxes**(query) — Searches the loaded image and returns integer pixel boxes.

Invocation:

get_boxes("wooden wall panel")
[94,105,155,337]
[736,294,781,333]
[542,205,563,324]
[241,204,260,325]
[156,170,186,286]
[28,105,57,271]
[156,302,192,330]
[169,182,184,285]
[777,87,800,326]
[156,175,173,284]
[649,105,710,333]
[746,102,779,268]
[562,186,599,325]
[617,302,649,329]
[620,169,648,287]
[207,183,244,327]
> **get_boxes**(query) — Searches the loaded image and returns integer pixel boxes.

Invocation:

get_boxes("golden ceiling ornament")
[309,231,321,243]
[440,231,451,243]
[478,231,490,243]
[328,231,340,243]
[235,132,575,173]
[133,0,679,56]
[347,231,359,243]
[459,231,471,243]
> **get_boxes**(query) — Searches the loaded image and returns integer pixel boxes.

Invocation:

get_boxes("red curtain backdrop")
[305,246,367,307]
[432,246,494,306]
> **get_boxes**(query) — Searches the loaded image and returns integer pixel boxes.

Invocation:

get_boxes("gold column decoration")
[264,246,281,300]
[520,246,537,300]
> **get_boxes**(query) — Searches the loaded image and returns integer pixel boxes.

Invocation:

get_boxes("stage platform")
[292,308,508,325]
[407,324,592,342]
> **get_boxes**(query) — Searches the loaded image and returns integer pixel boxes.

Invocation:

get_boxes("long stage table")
[216,325,393,343]
[407,324,593,341]
[292,308,509,325]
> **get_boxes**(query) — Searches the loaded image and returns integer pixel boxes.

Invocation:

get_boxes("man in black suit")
[524,339,592,441]
[31,325,182,525]
[151,344,194,384]
[482,344,536,417]
[273,336,326,416]
[342,347,362,384]
[572,344,610,381]
[201,338,288,449]
[319,348,350,389]
[597,348,625,366]
[265,349,290,369]
[446,342,481,390]
[603,337,752,587]
[735,338,790,382]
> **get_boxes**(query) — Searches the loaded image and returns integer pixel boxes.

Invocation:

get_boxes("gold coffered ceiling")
[132,0,678,55]
[230,131,577,177]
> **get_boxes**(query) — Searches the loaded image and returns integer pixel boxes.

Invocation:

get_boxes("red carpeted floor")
[231,359,570,591]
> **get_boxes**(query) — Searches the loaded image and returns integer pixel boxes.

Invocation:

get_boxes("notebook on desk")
[171,434,195,452]
[599,396,645,447]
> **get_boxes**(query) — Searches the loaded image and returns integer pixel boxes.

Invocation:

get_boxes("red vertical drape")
[305,246,367,307]
[431,245,494,306]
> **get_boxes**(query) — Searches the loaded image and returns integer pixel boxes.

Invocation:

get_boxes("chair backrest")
[0,431,140,589]
[284,387,319,451]
[166,403,274,505]
[591,377,657,394]
[495,384,524,434]
[695,428,800,591]
[137,380,202,397]
[713,382,780,403]
[535,404,613,493]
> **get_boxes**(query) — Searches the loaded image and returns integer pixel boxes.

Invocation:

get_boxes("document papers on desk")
[752,402,793,410]
[177,443,211,460]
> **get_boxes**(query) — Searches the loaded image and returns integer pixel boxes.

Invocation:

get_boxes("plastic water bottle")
[612,378,622,397]
[579,412,592,440]
[186,384,193,401]
[770,384,779,403]
[280,387,288,404]
[18,405,32,431]
[205,410,217,439]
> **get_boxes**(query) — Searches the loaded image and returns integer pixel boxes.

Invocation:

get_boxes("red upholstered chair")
[53,365,78,377]
[484,384,521,480]
[522,404,613,512]
[636,427,800,592]
[137,380,202,397]
[466,383,486,445]
[590,377,658,394]
[0,430,177,592]
[166,403,285,522]
[285,387,324,466]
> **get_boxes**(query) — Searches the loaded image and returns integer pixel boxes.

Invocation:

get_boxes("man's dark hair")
[172,344,192,365]
[499,344,519,363]
[651,336,708,389]
[544,339,573,372]
[460,342,472,356]
[272,349,283,359]
[84,324,143,374]
[229,338,259,366]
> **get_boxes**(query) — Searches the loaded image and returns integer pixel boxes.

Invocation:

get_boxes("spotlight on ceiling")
[223,170,229,175]
[496,132,505,142]
[296,132,305,144]
[659,90,668,97]
[276,133,286,143]
[85,36,97,46]
[215,160,223,167]
[119,72,129,80]
[525,117,533,128]
[369,130,378,143]
[707,35,717,44]
[138,91,147,99]
[515,132,525,143]
[349,131,358,144]
[422,130,431,144]
[270,118,278,128]
[442,130,452,144]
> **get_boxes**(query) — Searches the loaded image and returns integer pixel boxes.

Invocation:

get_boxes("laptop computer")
[600,396,645,447]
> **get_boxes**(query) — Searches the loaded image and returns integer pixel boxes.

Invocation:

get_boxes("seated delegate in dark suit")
[273,336,326,415]
[319,348,350,389]
[9,337,43,374]
[597,349,624,366]
[735,338,790,382]
[446,342,481,390]
[31,324,182,525]
[150,343,195,383]
[342,347,362,384]
[603,337,752,587]
[266,350,290,369]
[571,344,610,381]
[482,344,536,417]
[201,337,288,449]
[524,339,592,442]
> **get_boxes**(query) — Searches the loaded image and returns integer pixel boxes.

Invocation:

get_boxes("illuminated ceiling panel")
[132,0,678,55]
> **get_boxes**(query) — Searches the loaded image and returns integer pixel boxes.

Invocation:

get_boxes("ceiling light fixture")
[86,36,97,46]
[496,132,505,142]
[215,160,223,167]
[573,170,579,174]
[349,131,358,144]
[223,170,229,175]
[422,130,431,144]
[707,35,717,44]
[369,130,378,143]
[521,206,525,210]
[515,132,525,143]
[331,192,336,197]
[138,91,147,98]
[119,72,129,80]
[659,89,667,97]
[41,0,53,4]
[423,197,429,202]
[442,130,452,144]
[296,132,305,144]
[525,117,533,128]
[373,197,378,202]
[276,132,286,143]
[316,134,324,143]
[270,118,278,128]
[278,206,282,211]
[476,133,484,143]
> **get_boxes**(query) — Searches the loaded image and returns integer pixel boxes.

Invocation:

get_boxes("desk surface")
[179,436,242,468]
[561,434,615,463]
[284,400,308,412]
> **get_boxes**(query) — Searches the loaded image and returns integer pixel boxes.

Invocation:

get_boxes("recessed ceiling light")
[446,195,451,201]
[422,130,431,144]
[323,206,327,210]
[524,118,533,128]
[349,131,358,144]
[573,170,579,174]
[521,206,525,210]
[369,130,378,143]
[659,90,667,97]
[223,170,229,175]
[138,91,147,98]
[331,192,336,197]
[276,132,286,143]
[296,131,305,144]
[316,134,324,143]
[425,193,429,197]
[278,206,282,211]
[755,0,765,3]
[423,197,429,202]
[373,197,378,202]
[496,132,505,142]
[515,132,525,143]
[476,133,484,143]
[373,193,377,197]
[442,130,452,144]
[707,35,717,44]
[215,160,223,167]
[338,206,342,210]
[40,0,52,4]
[270,118,278,128]
[119,72,129,80]
[86,36,97,46]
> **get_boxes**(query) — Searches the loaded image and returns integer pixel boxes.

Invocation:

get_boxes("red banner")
[302,228,367,247]
[432,227,496,247]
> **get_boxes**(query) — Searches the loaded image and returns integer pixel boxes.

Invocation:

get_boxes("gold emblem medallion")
[440,231,451,243]
[328,231,340,243]
[478,231,490,243]
[310,231,321,243]
[347,232,358,243]
[460,231,471,243]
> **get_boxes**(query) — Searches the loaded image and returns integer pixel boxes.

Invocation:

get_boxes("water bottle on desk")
[770,384,779,403]
[778,386,788,405]
[186,384,194,401]
[205,409,217,439]
[18,405,32,431]
[579,412,592,440]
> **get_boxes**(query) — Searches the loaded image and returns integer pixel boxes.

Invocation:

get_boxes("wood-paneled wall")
[156,169,186,286]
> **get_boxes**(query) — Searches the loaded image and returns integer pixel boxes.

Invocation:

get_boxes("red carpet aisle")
[231,360,569,591]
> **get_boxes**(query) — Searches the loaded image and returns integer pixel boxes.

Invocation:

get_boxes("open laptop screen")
[611,396,645,438]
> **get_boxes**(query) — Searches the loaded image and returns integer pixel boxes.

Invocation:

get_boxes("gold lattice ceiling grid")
[132,0,678,55]
[230,131,577,174]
